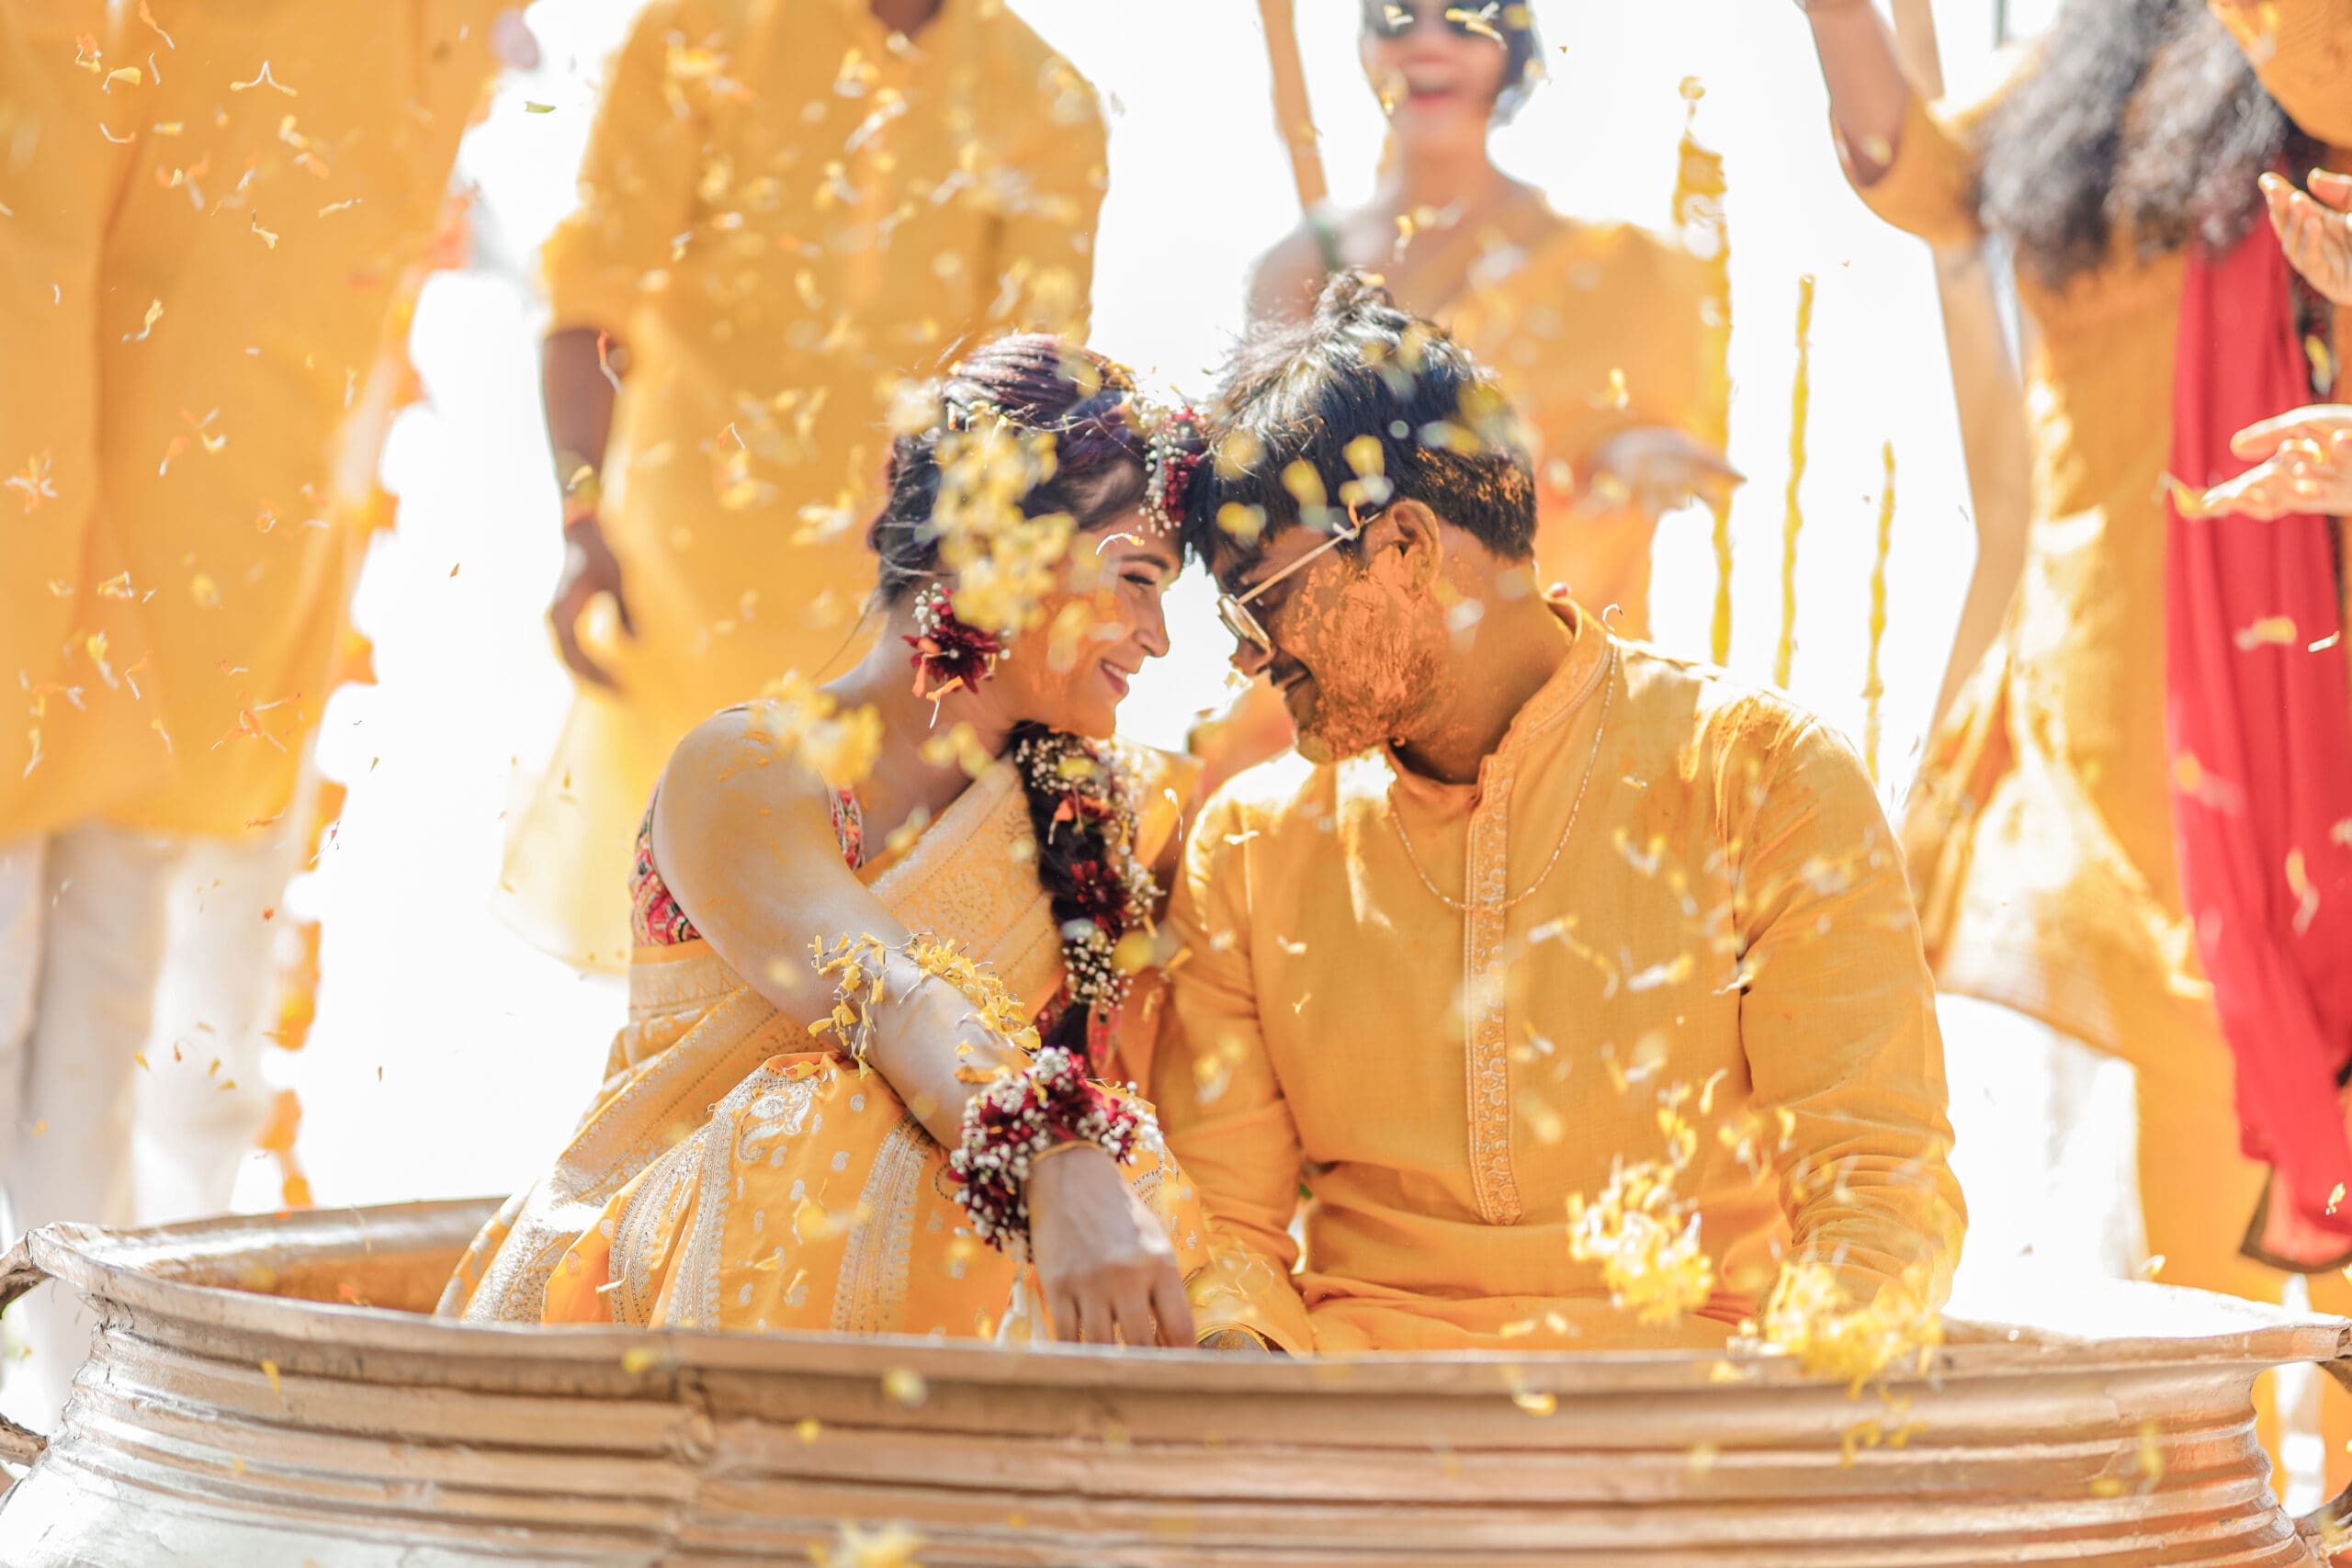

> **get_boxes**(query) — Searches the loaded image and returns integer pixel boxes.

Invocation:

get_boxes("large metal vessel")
[0,1198,2347,1565]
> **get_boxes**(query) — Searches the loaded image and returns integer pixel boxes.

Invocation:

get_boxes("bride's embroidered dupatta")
[437,759,1208,1337]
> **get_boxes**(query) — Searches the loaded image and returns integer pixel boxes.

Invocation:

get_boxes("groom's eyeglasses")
[1362,2,1510,42]
[1216,502,1381,659]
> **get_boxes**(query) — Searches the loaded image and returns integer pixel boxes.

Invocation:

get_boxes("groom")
[1157,276,1964,1353]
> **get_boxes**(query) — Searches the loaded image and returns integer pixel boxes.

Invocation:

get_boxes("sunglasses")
[1362,2,1510,42]
[1215,502,1381,659]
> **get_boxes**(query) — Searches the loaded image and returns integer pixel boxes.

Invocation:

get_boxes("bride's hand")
[1025,1145,1195,1348]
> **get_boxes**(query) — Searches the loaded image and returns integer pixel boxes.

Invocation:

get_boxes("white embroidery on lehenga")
[734,1077,820,1165]
[611,1140,699,1328]
[831,1111,927,1335]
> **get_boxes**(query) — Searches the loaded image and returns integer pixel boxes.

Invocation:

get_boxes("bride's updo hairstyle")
[868,335,1152,606]
[865,336,1193,1069]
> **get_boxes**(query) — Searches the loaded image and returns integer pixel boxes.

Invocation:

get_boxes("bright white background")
[228,0,2044,1218]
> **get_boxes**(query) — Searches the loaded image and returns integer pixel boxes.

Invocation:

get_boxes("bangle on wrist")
[1025,1138,1096,1175]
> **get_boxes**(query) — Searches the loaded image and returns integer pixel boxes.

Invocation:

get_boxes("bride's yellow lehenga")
[437,757,1208,1338]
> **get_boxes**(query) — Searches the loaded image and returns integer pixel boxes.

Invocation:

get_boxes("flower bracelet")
[948,1045,1156,1252]
[809,931,1155,1251]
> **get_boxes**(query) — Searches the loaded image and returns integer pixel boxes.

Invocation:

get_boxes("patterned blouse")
[630,788,866,947]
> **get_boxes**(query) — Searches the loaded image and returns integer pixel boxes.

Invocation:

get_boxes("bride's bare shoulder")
[658,702,844,842]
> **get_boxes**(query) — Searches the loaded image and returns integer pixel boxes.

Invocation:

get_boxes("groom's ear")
[1374,499,1445,595]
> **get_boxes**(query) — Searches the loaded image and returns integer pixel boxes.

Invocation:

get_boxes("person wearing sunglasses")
[1159,275,1962,1355]
[1243,1,1737,646]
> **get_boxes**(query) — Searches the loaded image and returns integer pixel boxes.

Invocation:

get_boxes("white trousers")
[1940,992,2147,1293]
[0,822,299,1431]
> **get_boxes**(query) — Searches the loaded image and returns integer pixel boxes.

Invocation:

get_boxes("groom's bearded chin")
[1295,591,1439,764]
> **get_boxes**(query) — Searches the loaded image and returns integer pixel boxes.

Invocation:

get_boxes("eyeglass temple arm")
[1234,512,1370,607]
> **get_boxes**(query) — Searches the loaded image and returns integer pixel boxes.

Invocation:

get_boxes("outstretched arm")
[1803,0,1911,184]
[1800,1,1989,249]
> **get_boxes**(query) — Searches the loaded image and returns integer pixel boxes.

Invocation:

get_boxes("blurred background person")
[503,0,1110,973]
[1203,0,1736,784]
[1248,1,1736,639]
[0,0,510,1421]
[1799,0,2352,1484]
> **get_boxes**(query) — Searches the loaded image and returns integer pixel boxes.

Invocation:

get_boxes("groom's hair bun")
[867,334,1151,606]
[1183,270,1536,573]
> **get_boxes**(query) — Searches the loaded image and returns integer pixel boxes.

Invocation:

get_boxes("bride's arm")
[651,705,1023,1145]
[652,705,1195,1347]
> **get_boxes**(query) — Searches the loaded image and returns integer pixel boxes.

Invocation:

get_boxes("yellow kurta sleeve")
[539,0,705,334]
[2212,0,2352,144]
[1838,88,1986,250]
[978,55,1108,341]
[1733,716,1967,1308]
[1159,788,1317,1354]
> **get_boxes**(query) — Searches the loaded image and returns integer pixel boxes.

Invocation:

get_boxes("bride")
[440,335,1210,1348]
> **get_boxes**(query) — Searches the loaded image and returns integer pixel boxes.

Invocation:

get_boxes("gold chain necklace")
[1386,649,1616,913]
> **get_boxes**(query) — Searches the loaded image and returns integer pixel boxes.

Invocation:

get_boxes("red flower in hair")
[1063,858,1129,929]
[1143,406,1209,537]
[904,584,1002,701]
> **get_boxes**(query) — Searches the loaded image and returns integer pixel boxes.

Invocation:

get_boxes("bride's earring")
[904,582,1004,703]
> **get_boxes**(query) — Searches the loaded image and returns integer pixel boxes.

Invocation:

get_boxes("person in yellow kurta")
[0,0,503,1421]
[1156,276,1962,1355]
[1245,2,1734,638]
[505,0,1110,972]
[445,337,1211,1346]
[1797,0,2352,1488]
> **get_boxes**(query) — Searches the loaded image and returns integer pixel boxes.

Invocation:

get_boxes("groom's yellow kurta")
[1159,603,1963,1352]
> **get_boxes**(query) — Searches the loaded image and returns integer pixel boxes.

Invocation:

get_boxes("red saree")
[2165,217,2352,1270]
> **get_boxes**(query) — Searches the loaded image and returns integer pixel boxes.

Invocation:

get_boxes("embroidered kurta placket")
[1428,644,1611,1228]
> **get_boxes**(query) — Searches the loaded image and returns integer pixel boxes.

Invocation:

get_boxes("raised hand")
[1586,425,1745,520]
[1025,1143,1195,1348]
[2201,405,2352,521]
[2263,170,2352,308]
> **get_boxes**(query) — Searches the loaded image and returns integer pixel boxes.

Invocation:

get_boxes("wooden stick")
[1775,276,1817,691]
[1259,0,1328,212]
[1864,442,1897,784]
[1671,81,1738,668]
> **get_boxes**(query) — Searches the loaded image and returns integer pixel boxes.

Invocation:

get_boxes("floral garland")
[810,931,1039,1066]
[949,1045,1155,1252]
[1011,728,1161,1056]
[1139,404,1207,539]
